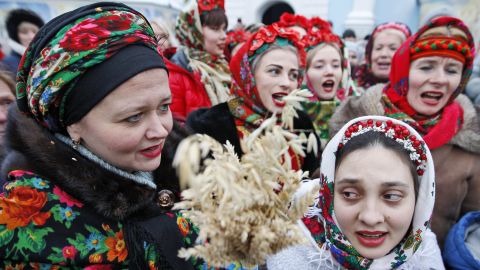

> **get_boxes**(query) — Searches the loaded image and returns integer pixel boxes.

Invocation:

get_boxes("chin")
[132,158,162,172]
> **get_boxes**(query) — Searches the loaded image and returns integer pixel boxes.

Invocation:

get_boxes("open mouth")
[356,231,388,247]
[272,92,288,107]
[376,62,391,70]
[420,91,444,105]
[140,144,163,158]
[322,80,335,92]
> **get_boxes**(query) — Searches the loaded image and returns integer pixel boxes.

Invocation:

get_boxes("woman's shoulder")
[171,49,192,72]
[329,83,385,136]
[186,102,234,132]
[450,94,480,154]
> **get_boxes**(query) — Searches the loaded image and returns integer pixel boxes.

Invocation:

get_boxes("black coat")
[186,102,321,176]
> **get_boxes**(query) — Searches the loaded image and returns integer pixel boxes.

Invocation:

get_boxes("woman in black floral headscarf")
[0,2,205,269]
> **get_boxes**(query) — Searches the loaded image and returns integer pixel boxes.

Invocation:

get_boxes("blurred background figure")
[224,28,250,62]
[149,17,178,57]
[342,28,357,42]
[353,22,411,90]
[344,40,363,73]
[0,71,14,160]
[0,8,44,78]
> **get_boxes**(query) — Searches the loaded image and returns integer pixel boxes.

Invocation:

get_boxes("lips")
[356,231,388,247]
[322,80,335,93]
[376,62,391,70]
[140,144,163,158]
[272,92,288,107]
[420,91,444,106]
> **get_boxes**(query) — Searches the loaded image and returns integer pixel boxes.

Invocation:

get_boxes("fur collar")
[7,38,26,56]
[336,84,480,153]
[2,107,183,220]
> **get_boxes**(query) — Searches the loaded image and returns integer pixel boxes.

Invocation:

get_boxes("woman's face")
[202,24,227,56]
[67,68,173,172]
[0,80,14,142]
[17,22,40,47]
[370,31,403,79]
[307,44,343,100]
[407,56,463,116]
[151,22,171,51]
[254,48,300,113]
[334,145,416,259]
[348,50,359,67]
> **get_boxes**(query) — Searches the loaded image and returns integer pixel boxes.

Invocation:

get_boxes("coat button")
[157,189,175,208]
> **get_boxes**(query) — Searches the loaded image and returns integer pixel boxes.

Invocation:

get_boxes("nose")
[324,64,334,76]
[358,200,385,226]
[145,114,171,140]
[430,69,449,86]
[0,108,8,124]
[219,30,227,40]
[278,73,295,90]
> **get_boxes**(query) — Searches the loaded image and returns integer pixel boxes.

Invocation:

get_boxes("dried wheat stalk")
[172,89,319,268]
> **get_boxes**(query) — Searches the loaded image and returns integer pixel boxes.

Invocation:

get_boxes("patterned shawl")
[354,22,411,89]
[303,116,436,270]
[175,0,232,105]
[382,16,475,150]
[16,3,161,131]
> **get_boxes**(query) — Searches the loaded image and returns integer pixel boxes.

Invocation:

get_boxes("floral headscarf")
[225,29,251,61]
[354,22,411,89]
[382,16,475,150]
[302,29,359,147]
[175,0,232,105]
[276,13,312,33]
[303,116,435,269]
[227,24,304,133]
[16,3,161,131]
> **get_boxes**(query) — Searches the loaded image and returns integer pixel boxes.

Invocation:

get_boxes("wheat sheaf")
[173,89,320,268]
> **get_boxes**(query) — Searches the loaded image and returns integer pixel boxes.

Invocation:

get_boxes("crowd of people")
[0,0,479,269]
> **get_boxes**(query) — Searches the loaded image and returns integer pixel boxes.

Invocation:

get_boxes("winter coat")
[329,84,480,248]
[0,107,205,269]
[186,102,321,176]
[167,52,211,123]
[444,211,480,269]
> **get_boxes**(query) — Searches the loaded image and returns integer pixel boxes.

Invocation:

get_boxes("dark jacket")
[186,102,321,176]
[444,211,480,269]
[0,107,203,269]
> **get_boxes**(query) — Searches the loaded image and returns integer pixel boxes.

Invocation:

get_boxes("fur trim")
[1,107,184,220]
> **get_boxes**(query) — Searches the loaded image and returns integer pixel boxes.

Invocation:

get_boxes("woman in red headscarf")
[354,22,411,90]
[186,24,320,175]
[330,16,480,248]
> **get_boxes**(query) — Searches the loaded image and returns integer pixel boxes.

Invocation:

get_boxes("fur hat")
[6,8,44,43]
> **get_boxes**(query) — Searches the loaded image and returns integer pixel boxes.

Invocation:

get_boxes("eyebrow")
[117,95,172,114]
[266,64,283,69]
[336,178,410,188]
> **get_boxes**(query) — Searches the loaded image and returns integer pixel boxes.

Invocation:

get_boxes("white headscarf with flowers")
[304,116,437,269]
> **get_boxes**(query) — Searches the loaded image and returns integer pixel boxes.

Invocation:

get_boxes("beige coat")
[329,84,480,248]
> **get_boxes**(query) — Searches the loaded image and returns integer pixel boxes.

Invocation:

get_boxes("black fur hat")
[6,8,44,43]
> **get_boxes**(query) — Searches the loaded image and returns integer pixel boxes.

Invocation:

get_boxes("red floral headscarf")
[227,24,304,132]
[354,22,411,89]
[382,16,475,150]
[276,13,312,31]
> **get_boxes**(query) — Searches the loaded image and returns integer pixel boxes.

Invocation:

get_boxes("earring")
[72,138,80,150]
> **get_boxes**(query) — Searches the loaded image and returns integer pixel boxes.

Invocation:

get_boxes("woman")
[302,29,358,148]
[267,116,444,269]
[225,28,250,63]
[354,22,410,90]
[0,3,204,269]
[330,16,480,248]
[0,71,15,162]
[168,0,231,122]
[187,24,319,175]
[0,8,44,78]
[276,13,311,38]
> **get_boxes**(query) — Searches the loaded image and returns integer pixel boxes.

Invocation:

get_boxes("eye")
[342,189,360,200]
[267,67,281,76]
[446,66,461,74]
[389,46,398,51]
[125,113,142,123]
[383,192,403,202]
[419,65,433,72]
[158,103,170,113]
[333,63,341,69]
[289,71,299,81]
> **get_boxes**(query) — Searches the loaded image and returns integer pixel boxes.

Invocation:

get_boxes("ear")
[66,122,83,142]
